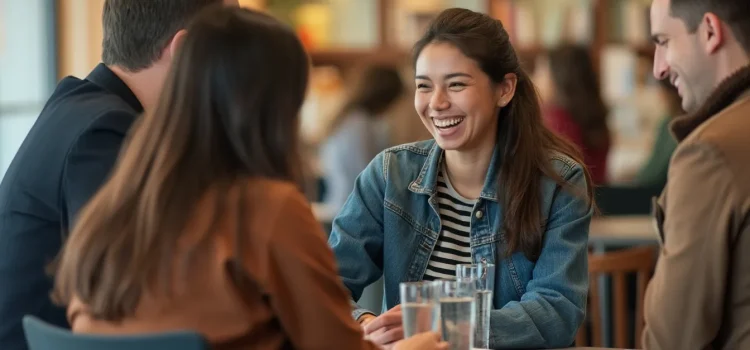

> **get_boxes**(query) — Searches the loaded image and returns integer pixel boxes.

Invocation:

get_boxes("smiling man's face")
[650,0,713,113]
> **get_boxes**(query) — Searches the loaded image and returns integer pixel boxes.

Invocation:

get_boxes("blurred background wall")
[0,0,667,185]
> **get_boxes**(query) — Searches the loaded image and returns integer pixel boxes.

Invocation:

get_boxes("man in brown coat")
[643,0,750,349]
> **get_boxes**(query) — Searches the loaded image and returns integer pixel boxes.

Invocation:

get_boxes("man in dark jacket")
[0,1,236,349]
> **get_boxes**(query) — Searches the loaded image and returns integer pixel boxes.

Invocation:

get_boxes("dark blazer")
[0,63,142,350]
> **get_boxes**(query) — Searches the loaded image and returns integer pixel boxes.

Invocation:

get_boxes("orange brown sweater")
[67,178,379,350]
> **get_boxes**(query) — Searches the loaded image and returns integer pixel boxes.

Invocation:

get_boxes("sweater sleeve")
[258,188,380,350]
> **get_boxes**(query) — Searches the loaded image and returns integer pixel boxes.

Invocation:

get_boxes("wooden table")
[589,215,657,245]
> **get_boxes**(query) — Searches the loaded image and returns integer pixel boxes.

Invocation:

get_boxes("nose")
[429,89,450,111]
[653,48,669,81]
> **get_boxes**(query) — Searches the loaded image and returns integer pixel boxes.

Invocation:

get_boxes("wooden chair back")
[576,245,657,349]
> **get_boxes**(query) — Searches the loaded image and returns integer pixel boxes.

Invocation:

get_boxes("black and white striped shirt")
[423,167,475,281]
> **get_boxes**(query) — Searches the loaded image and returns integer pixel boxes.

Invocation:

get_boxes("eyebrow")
[415,72,473,80]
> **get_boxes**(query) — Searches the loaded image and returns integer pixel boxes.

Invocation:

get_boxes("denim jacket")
[328,139,591,349]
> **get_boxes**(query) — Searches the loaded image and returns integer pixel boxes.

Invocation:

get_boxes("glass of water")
[456,261,495,349]
[400,281,440,338]
[437,279,476,350]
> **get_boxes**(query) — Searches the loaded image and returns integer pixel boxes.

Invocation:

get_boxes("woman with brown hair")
[536,45,611,184]
[329,8,594,349]
[320,64,404,212]
[50,5,444,350]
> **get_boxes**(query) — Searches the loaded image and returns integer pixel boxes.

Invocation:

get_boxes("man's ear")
[167,29,188,60]
[701,13,724,54]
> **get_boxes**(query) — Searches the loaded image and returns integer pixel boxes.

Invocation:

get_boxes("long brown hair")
[51,6,309,321]
[413,9,594,261]
[325,64,404,139]
[547,45,610,150]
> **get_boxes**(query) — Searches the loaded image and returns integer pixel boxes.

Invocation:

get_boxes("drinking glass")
[436,279,476,350]
[400,281,440,337]
[456,261,495,349]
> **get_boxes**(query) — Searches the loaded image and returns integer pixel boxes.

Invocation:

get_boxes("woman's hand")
[393,332,448,350]
[363,305,404,349]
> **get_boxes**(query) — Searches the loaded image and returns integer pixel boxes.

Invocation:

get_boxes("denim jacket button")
[475,210,484,219]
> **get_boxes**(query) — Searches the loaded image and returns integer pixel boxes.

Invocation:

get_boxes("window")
[0,0,56,177]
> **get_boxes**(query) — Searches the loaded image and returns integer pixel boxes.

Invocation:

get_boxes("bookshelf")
[237,0,655,73]
[54,0,657,79]
[236,0,663,184]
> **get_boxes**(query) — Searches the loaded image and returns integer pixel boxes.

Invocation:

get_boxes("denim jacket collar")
[407,141,502,202]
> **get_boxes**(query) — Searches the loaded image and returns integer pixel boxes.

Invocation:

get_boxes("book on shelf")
[390,0,486,49]
[606,0,651,46]
[501,0,595,52]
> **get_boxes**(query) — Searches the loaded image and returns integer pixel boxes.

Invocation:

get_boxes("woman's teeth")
[433,117,464,128]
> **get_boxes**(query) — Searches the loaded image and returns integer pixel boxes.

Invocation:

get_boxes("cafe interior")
[0,0,698,349]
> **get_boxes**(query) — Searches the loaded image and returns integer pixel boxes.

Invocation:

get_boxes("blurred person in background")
[632,79,681,190]
[643,0,750,348]
[320,64,404,213]
[0,1,236,349]
[329,8,594,349]
[51,6,445,350]
[535,45,611,185]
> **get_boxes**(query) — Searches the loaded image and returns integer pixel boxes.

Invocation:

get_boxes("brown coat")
[643,66,750,349]
[67,179,379,350]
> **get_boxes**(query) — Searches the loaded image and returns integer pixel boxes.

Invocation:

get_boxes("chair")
[22,315,208,350]
[576,245,657,349]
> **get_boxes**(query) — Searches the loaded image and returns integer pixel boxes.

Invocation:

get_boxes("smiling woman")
[328,7,596,350]
[414,44,506,157]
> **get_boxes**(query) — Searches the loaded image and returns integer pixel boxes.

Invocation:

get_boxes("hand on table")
[361,305,404,349]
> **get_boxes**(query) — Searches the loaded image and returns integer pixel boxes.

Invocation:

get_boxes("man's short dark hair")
[102,0,221,72]
[670,0,750,53]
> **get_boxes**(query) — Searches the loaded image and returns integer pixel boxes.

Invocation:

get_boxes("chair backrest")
[576,245,657,349]
[22,315,209,350]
